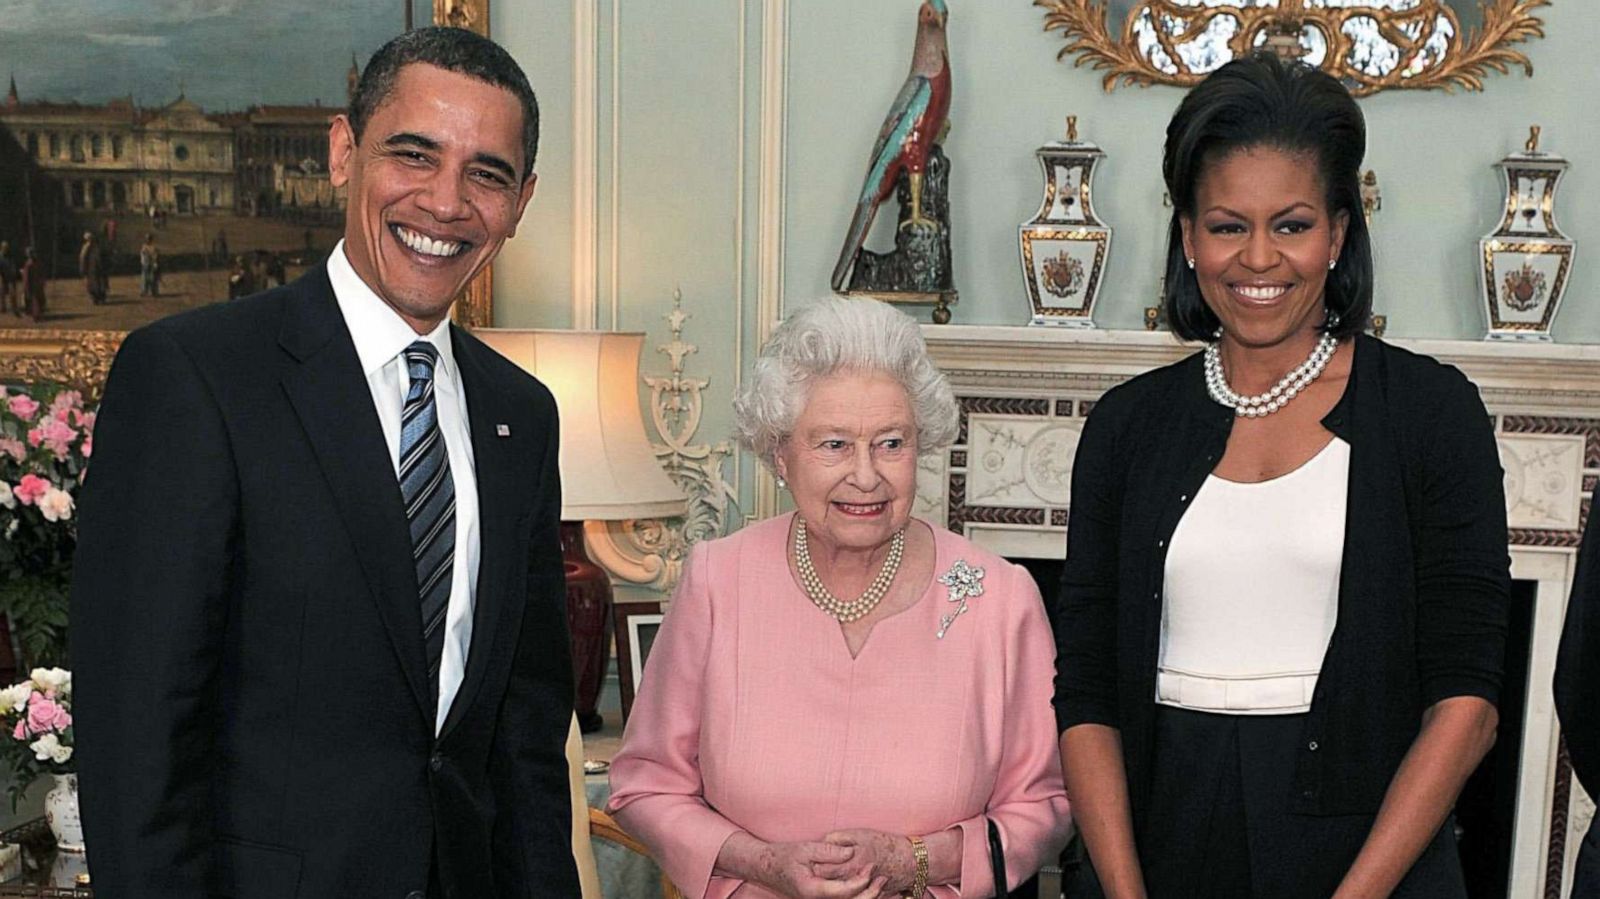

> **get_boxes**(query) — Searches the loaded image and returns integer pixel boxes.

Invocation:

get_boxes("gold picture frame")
[0,0,493,397]
[1036,0,1547,97]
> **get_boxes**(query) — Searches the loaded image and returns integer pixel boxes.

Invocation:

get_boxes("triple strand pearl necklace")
[1205,332,1338,418]
[794,517,905,623]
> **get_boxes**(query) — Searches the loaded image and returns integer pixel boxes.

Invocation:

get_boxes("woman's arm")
[1061,725,1145,899]
[607,543,744,897]
[1333,367,1510,896]
[1332,697,1497,899]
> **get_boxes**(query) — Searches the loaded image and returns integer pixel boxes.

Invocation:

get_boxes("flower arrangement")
[0,668,72,807]
[0,384,93,669]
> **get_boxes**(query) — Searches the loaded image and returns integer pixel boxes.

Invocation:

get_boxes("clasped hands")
[759,828,917,899]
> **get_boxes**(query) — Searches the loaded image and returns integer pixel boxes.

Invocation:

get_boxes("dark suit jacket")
[70,266,579,898]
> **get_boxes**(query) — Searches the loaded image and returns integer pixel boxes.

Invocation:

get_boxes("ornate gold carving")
[0,330,124,397]
[434,0,484,33]
[1036,0,1548,97]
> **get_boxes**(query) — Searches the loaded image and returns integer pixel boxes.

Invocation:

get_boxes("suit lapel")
[439,328,526,738]
[277,267,433,723]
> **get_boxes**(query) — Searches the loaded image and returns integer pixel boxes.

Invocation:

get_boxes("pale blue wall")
[493,1,1600,548]
[786,1,1600,340]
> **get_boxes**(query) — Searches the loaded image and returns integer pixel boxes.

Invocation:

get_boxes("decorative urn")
[1479,126,1575,341]
[1019,116,1112,327]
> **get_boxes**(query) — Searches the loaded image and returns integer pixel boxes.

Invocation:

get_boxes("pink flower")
[48,391,82,423]
[0,438,22,462]
[79,436,92,459]
[5,394,39,422]
[13,474,48,506]
[25,429,40,448]
[25,692,70,735]
[75,410,96,433]
[35,419,77,462]
[11,720,24,741]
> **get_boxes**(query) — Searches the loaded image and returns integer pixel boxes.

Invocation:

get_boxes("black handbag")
[988,818,1009,899]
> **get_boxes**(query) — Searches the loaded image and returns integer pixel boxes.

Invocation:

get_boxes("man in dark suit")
[1559,513,1600,898]
[70,27,578,898]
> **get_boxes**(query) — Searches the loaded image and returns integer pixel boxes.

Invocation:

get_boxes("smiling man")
[69,28,578,899]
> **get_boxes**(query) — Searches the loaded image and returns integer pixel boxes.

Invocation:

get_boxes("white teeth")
[1236,285,1287,300]
[396,226,462,258]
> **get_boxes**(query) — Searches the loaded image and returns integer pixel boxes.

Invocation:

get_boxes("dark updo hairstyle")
[1161,52,1373,342]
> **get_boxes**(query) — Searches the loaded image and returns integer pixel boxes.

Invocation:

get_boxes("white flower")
[3,520,14,540]
[30,669,69,695]
[29,733,70,764]
[0,684,31,714]
[0,483,13,510]
[36,488,73,523]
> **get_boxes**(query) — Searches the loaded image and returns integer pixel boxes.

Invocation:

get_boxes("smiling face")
[329,63,536,333]
[1180,146,1348,352]
[775,372,919,557]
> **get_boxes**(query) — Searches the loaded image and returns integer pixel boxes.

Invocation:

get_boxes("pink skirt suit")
[608,513,1071,898]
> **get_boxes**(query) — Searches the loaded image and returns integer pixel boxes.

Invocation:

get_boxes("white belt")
[1155,668,1320,715]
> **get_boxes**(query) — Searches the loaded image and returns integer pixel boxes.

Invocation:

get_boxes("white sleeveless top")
[1156,437,1350,715]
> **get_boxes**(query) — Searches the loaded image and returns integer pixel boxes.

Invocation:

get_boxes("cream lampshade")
[474,328,687,733]
[474,329,688,521]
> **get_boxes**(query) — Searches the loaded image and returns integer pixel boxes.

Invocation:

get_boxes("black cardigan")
[1053,333,1510,818]
[1556,507,1600,798]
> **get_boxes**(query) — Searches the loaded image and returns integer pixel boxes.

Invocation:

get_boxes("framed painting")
[613,601,664,725]
[0,0,493,397]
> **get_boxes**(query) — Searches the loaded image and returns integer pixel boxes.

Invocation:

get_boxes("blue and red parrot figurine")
[830,0,952,293]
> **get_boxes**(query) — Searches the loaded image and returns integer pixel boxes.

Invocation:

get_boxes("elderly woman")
[609,297,1070,899]
[1056,54,1509,898]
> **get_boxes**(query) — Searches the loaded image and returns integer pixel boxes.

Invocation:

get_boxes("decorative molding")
[608,0,622,330]
[753,0,789,521]
[571,0,600,329]
[586,291,739,596]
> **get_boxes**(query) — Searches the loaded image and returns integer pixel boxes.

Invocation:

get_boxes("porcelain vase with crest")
[1479,126,1575,341]
[1019,116,1112,327]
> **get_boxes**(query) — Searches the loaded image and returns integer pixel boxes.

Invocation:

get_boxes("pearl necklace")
[793,517,905,623]
[1204,332,1338,418]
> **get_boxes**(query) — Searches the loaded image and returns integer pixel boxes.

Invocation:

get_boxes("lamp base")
[561,521,613,734]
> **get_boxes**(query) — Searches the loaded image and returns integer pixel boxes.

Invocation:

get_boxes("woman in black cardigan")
[1054,54,1509,898]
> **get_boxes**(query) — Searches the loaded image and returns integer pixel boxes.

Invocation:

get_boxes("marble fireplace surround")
[916,326,1599,899]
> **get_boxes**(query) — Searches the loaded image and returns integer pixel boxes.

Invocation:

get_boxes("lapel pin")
[496,424,511,437]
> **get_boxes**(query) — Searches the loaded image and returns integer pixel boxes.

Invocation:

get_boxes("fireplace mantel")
[916,325,1598,899]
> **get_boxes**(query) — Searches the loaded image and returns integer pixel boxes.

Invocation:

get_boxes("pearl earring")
[776,476,787,491]
[1329,258,1337,270]
[1186,258,1196,270]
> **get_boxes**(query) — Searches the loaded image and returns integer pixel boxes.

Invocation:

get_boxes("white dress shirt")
[328,241,480,734]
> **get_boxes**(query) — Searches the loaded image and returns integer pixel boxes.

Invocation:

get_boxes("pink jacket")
[608,514,1071,897]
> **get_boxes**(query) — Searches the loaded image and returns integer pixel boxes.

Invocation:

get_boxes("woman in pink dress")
[608,298,1071,899]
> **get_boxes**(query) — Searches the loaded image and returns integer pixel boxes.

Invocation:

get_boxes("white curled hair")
[732,296,959,470]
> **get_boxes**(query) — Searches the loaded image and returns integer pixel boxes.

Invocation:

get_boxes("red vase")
[560,521,612,733]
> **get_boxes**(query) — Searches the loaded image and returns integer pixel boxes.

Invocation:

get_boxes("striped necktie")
[399,340,455,709]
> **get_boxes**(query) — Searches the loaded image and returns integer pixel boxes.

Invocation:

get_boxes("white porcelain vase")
[44,773,85,852]
[1478,133,1575,341]
[1019,116,1112,328]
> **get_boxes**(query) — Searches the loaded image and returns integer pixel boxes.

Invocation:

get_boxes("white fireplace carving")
[919,326,1600,899]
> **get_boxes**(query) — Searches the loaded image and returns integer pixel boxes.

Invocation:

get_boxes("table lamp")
[475,329,688,732]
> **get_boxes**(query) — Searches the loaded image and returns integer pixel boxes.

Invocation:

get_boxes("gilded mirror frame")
[0,0,494,397]
[1037,0,1547,97]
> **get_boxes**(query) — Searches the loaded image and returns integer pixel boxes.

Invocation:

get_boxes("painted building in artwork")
[0,80,343,219]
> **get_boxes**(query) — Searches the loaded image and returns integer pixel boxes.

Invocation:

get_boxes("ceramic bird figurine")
[830,0,951,292]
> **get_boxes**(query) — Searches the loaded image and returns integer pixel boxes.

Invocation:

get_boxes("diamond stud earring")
[1187,257,1196,270]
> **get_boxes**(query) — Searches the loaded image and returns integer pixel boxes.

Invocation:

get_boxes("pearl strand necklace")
[794,517,905,623]
[1204,332,1338,418]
